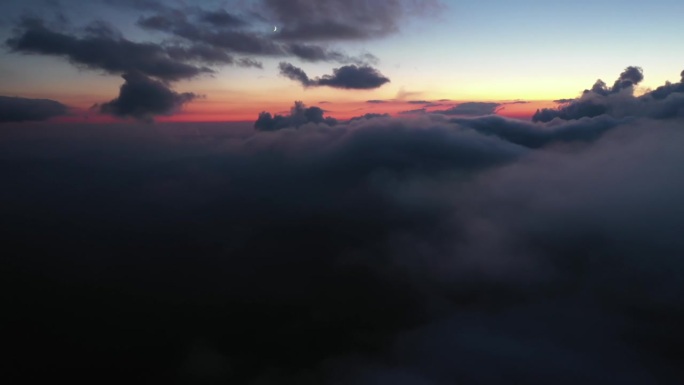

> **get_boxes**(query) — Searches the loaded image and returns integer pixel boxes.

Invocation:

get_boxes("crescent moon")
[273,26,278,32]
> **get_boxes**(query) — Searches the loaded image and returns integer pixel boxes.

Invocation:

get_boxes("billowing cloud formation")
[263,0,441,41]
[99,72,197,122]
[3,110,684,384]
[279,62,390,89]
[0,96,68,122]
[255,101,338,130]
[6,18,211,81]
[533,66,684,122]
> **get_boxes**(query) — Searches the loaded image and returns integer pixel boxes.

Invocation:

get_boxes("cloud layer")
[3,103,683,383]
[6,18,211,81]
[0,95,69,122]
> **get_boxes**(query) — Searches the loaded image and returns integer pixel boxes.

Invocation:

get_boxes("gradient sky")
[1,0,683,122]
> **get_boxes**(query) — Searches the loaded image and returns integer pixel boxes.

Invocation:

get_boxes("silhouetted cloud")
[6,18,211,81]
[136,8,377,65]
[554,98,576,104]
[279,62,390,89]
[366,99,387,104]
[435,102,502,116]
[99,72,197,122]
[254,101,338,130]
[348,112,391,122]
[533,67,684,122]
[399,108,427,115]
[0,96,69,123]
[263,0,441,41]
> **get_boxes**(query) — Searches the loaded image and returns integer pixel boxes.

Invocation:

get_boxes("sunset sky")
[1,0,683,122]
[3,1,684,384]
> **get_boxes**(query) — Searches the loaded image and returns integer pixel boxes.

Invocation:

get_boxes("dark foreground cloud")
[0,95,69,122]
[279,62,390,89]
[534,66,684,122]
[98,72,197,122]
[2,106,684,383]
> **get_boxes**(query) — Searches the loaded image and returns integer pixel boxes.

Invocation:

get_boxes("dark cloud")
[136,8,377,65]
[198,9,246,28]
[435,102,502,116]
[610,65,644,93]
[533,66,684,122]
[399,108,427,115]
[6,18,211,81]
[137,12,285,57]
[278,62,313,87]
[103,0,164,11]
[263,0,441,41]
[254,101,338,131]
[316,65,390,89]
[0,96,69,123]
[279,62,390,90]
[451,114,621,149]
[348,112,391,122]
[366,99,388,104]
[3,110,684,384]
[554,98,576,104]
[98,72,197,122]
[236,57,263,69]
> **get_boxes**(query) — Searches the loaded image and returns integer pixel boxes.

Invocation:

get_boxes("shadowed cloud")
[263,0,441,41]
[279,62,390,89]
[0,96,69,123]
[255,101,338,131]
[6,18,212,81]
[533,66,684,122]
[435,102,502,116]
[98,72,197,122]
[3,108,684,384]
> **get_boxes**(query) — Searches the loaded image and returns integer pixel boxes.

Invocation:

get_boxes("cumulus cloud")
[0,96,69,122]
[254,101,338,131]
[534,66,684,122]
[279,62,390,89]
[98,72,197,122]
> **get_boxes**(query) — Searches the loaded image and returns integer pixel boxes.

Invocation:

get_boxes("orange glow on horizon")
[47,99,562,124]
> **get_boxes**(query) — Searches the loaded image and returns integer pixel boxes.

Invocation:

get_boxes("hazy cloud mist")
[3,105,683,383]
